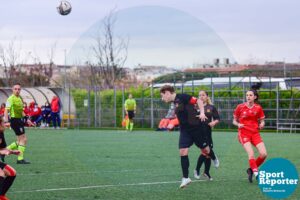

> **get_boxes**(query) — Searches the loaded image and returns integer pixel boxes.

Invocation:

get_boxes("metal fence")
[69,78,300,132]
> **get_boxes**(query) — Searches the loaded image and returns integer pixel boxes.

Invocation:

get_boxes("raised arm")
[196,98,207,121]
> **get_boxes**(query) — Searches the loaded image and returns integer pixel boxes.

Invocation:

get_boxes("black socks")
[181,156,190,178]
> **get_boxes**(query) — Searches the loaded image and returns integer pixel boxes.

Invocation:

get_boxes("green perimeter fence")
[69,77,300,132]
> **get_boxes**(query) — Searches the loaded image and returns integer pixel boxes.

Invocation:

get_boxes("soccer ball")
[57,0,72,16]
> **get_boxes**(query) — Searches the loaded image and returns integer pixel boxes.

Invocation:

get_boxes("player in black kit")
[160,85,219,188]
[0,117,20,200]
[194,90,220,181]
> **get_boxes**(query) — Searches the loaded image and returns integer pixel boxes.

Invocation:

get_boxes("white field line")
[11,178,248,193]
[12,178,249,194]
[12,179,211,193]
[18,169,161,176]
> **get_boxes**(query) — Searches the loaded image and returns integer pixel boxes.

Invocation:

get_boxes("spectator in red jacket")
[29,102,41,125]
[51,96,61,129]
[35,102,52,127]
[0,104,5,118]
[22,102,31,126]
[23,102,30,117]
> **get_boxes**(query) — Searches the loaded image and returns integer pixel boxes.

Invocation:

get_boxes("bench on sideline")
[61,114,76,127]
[277,122,300,133]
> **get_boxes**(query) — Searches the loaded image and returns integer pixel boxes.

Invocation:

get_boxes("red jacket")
[0,107,5,116]
[29,102,41,117]
[23,106,30,116]
[51,97,61,113]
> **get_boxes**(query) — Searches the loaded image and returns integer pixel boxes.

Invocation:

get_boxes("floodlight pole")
[64,49,70,128]
[64,49,67,89]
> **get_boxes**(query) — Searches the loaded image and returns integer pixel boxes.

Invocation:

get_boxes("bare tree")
[0,45,9,86]
[0,38,22,86]
[0,38,58,87]
[90,10,129,89]
[26,42,57,87]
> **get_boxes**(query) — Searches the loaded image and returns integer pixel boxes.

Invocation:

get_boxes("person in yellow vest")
[124,94,136,131]
[4,83,32,164]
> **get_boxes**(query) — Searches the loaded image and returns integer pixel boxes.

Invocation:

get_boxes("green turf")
[2,129,300,200]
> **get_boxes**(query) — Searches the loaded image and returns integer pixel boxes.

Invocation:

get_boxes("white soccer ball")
[57,0,72,16]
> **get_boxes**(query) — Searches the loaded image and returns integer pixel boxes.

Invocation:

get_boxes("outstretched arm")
[0,148,20,156]
[196,98,207,121]
[208,119,219,128]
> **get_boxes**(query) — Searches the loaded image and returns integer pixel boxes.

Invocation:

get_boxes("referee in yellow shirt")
[124,94,136,131]
[4,83,31,164]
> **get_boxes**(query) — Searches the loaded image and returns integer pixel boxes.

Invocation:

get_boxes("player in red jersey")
[233,88,267,183]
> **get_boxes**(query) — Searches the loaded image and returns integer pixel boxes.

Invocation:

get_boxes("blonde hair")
[207,96,212,105]
[200,90,212,105]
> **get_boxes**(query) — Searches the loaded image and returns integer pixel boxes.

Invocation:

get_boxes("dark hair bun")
[251,82,262,90]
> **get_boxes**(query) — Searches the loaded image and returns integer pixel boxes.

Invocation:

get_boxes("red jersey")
[30,106,41,117]
[233,103,265,134]
[23,106,30,116]
[51,97,60,113]
[0,107,5,116]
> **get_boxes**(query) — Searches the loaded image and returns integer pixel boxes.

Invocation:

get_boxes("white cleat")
[254,171,258,177]
[202,173,213,181]
[212,155,220,168]
[194,170,200,179]
[179,177,192,188]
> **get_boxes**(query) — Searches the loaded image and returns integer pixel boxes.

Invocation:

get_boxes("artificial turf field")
[3,129,300,200]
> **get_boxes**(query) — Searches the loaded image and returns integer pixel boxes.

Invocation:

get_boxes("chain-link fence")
[69,75,300,131]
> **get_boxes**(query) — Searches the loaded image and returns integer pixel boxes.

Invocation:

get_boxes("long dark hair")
[249,83,262,103]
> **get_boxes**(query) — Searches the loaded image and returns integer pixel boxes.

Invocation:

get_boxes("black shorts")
[0,162,6,169]
[0,132,7,148]
[202,125,213,148]
[127,111,135,120]
[179,125,209,149]
[10,118,25,136]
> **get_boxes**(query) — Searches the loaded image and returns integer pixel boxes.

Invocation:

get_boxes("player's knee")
[179,149,188,156]
[260,152,267,158]
[201,147,209,156]
[21,136,27,144]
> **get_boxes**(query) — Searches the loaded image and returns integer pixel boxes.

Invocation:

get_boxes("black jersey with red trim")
[204,104,220,124]
[0,132,7,149]
[174,94,199,128]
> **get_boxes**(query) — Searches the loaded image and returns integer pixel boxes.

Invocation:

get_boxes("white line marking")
[18,169,163,176]
[12,179,207,193]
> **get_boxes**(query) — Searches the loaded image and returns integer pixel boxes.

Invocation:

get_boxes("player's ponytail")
[207,96,212,105]
[250,83,261,103]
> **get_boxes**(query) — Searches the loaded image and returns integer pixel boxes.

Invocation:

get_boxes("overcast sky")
[0,0,299,67]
